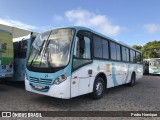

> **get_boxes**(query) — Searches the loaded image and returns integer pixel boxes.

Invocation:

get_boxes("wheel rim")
[96,82,103,95]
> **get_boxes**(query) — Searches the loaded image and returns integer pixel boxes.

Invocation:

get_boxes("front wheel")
[91,77,105,99]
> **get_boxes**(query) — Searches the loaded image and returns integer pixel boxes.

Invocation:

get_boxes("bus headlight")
[54,74,67,85]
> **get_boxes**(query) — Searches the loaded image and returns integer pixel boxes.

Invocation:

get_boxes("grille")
[29,77,53,85]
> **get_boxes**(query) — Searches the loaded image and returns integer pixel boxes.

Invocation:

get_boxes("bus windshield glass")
[27,28,75,68]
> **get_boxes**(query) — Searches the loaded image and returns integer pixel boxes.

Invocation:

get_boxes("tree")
[132,40,160,59]
[132,45,142,51]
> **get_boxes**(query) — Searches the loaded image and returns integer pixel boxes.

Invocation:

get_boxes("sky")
[0,0,160,46]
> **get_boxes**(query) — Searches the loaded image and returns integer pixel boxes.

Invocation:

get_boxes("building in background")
[0,24,38,39]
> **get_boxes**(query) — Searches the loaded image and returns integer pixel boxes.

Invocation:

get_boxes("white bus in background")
[25,26,143,99]
[143,58,160,75]
[13,34,36,81]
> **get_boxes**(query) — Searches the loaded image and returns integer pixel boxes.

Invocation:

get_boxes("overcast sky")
[0,0,160,46]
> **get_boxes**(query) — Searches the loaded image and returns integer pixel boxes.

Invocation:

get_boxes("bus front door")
[71,34,92,97]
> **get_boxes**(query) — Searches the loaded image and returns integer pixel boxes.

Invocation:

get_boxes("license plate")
[34,84,42,89]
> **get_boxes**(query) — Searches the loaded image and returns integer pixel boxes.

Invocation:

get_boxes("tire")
[91,77,105,99]
[129,73,136,86]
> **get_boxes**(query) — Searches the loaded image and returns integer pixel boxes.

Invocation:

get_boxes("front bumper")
[25,77,71,99]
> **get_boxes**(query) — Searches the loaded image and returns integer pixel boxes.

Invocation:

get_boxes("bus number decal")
[45,74,48,78]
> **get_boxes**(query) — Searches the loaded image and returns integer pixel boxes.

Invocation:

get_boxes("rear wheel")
[129,73,136,86]
[91,77,105,99]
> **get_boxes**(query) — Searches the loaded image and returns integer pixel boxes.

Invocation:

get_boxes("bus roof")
[0,29,12,35]
[13,34,36,42]
[43,26,141,53]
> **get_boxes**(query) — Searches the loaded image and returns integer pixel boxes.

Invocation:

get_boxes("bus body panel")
[0,30,13,78]
[26,60,143,99]
[71,63,92,97]
[14,58,27,81]
[71,60,143,98]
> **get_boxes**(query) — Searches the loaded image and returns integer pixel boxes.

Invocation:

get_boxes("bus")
[13,34,36,81]
[25,26,143,99]
[143,58,160,75]
[0,29,13,79]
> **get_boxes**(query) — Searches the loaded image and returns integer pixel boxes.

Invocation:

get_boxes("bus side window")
[74,37,79,58]
[135,52,141,63]
[73,35,92,70]
[83,36,91,59]
[19,40,28,58]
[75,36,91,59]
[14,42,19,58]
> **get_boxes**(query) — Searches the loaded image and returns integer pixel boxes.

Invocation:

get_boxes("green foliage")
[132,45,142,51]
[132,40,160,59]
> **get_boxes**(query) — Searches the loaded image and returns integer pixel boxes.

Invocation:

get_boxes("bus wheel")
[129,73,136,86]
[91,77,105,99]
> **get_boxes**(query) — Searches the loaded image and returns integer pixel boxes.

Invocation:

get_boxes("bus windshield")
[27,28,75,68]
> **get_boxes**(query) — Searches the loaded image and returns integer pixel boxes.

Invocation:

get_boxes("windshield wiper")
[45,40,53,70]
[39,31,52,67]
[29,40,45,67]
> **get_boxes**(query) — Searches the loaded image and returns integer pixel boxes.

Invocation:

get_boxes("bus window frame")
[92,34,111,61]
[72,30,93,71]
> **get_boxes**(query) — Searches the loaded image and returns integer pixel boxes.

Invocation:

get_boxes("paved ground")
[0,75,160,119]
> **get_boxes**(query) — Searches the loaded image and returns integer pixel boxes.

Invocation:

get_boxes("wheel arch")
[94,72,107,88]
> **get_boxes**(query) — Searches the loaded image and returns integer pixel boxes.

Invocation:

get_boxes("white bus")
[13,34,36,81]
[25,27,143,99]
[143,58,160,75]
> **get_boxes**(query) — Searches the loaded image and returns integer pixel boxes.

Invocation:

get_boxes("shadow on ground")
[0,79,25,89]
